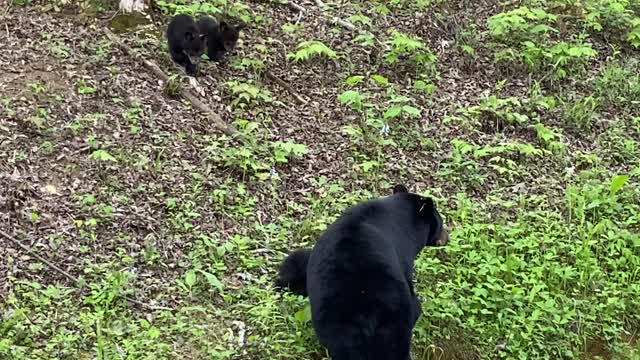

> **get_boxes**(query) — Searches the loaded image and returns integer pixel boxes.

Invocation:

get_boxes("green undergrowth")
[2,0,640,359]
[3,171,639,359]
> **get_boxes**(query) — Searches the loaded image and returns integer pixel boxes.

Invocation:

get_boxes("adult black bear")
[275,184,449,360]
[167,14,206,76]
[196,16,244,62]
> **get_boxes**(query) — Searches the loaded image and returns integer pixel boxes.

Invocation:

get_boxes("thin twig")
[327,16,356,31]
[1,229,78,283]
[282,0,306,13]
[3,0,13,18]
[56,145,91,161]
[264,70,308,105]
[103,28,237,136]
[108,9,121,22]
[0,229,173,312]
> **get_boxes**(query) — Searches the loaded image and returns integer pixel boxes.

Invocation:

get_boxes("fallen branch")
[281,0,356,32]
[1,229,173,311]
[312,0,385,48]
[264,70,308,105]
[282,0,306,13]
[2,229,77,283]
[3,2,12,18]
[56,145,91,161]
[327,16,356,31]
[103,28,237,136]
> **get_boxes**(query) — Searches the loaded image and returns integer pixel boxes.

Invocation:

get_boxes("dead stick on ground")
[103,28,237,137]
[327,16,356,31]
[310,0,357,31]
[283,0,354,30]
[3,0,13,18]
[285,0,382,46]
[282,0,306,13]
[1,229,77,283]
[265,70,308,105]
[0,229,173,311]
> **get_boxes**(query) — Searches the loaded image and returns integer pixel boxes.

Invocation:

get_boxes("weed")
[205,120,308,180]
[288,40,337,62]
[226,80,273,110]
[562,95,600,130]
[595,60,640,106]
[489,6,597,78]
[384,30,437,74]
[77,80,97,95]
[5,0,640,358]
[156,0,252,22]
[532,122,567,153]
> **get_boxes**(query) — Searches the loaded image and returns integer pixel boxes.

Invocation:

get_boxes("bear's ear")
[393,184,408,194]
[418,197,435,215]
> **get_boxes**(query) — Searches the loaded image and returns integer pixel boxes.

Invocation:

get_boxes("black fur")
[196,16,243,62]
[167,14,206,76]
[275,185,449,360]
[274,248,312,296]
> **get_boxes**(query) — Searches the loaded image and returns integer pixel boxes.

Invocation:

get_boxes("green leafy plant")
[282,23,303,35]
[562,95,600,130]
[384,30,437,73]
[205,120,308,180]
[77,80,97,95]
[287,40,337,62]
[488,7,596,78]
[156,0,252,22]
[123,105,143,134]
[627,17,640,47]
[488,7,558,44]
[531,123,566,153]
[90,149,117,162]
[595,60,640,105]
[226,80,273,110]
[457,96,530,132]
[231,57,266,72]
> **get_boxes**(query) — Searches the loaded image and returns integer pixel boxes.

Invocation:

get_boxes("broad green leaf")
[384,106,402,119]
[370,74,388,85]
[90,149,116,162]
[200,270,224,292]
[402,105,421,117]
[609,174,629,197]
[185,270,197,288]
[345,75,365,85]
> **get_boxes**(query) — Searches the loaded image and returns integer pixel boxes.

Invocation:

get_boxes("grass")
[1,0,639,359]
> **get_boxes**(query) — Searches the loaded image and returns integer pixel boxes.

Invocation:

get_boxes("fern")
[531,123,566,153]
[384,30,437,72]
[338,90,366,111]
[288,40,337,62]
[488,7,557,43]
[627,18,640,48]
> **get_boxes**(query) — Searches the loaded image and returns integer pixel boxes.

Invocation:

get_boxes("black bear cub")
[275,184,449,360]
[167,14,206,76]
[196,16,244,62]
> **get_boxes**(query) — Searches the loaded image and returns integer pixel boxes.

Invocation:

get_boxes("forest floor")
[1,0,639,359]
